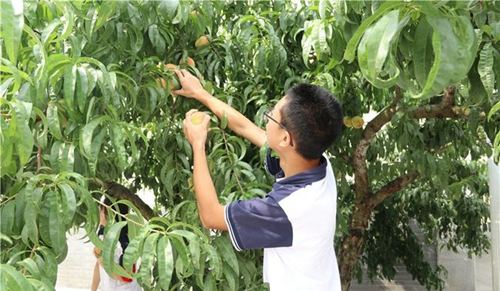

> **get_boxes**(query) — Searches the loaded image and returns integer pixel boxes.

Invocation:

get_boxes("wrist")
[192,142,206,154]
[195,89,212,103]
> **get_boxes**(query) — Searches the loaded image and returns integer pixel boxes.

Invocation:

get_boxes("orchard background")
[1,1,499,291]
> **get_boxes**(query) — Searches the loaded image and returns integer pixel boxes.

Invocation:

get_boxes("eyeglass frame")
[263,109,294,147]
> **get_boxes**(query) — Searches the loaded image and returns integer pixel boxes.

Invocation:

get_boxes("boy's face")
[265,96,293,149]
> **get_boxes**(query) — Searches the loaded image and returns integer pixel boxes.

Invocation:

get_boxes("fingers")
[185,109,199,119]
[201,114,211,127]
[172,69,196,95]
[174,69,192,80]
[182,118,188,135]
[183,109,198,136]
[174,69,184,79]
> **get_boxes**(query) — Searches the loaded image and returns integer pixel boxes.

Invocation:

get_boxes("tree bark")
[105,182,155,220]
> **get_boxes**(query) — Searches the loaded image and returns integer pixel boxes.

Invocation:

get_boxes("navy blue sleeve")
[225,196,293,251]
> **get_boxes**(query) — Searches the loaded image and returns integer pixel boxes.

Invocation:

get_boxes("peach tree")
[1,1,499,291]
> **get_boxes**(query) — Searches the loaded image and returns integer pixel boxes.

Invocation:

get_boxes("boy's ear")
[278,131,293,147]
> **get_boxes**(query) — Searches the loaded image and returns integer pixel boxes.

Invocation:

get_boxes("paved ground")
[56,229,96,291]
[476,252,494,291]
[56,229,494,291]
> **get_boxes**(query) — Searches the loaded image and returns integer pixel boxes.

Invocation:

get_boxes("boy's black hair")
[280,83,343,160]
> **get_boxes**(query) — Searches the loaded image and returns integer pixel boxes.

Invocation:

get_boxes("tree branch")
[405,86,483,120]
[353,87,403,200]
[368,170,420,208]
[105,182,155,220]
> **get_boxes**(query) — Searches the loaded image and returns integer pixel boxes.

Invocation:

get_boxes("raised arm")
[172,69,267,148]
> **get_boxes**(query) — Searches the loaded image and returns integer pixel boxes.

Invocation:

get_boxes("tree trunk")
[338,199,372,291]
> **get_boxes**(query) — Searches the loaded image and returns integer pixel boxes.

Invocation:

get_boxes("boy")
[174,69,343,290]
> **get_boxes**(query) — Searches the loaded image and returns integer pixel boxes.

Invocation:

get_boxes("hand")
[171,69,205,99]
[93,247,102,258]
[183,110,210,149]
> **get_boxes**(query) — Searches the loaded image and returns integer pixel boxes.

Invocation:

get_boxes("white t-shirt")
[225,152,341,290]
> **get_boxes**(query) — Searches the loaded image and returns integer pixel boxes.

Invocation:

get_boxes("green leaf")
[0,0,24,64]
[358,10,401,88]
[110,123,127,171]
[299,27,311,66]
[0,59,25,94]
[32,107,49,149]
[0,200,16,235]
[53,3,75,43]
[125,23,144,55]
[77,57,114,100]
[148,24,166,55]
[58,183,77,225]
[170,229,201,269]
[102,221,127,277]
[80,115,110,160]
[19,123,35,167]
[47,102,63,140]
[156,235,174,289]
[344,1,404,62]
[488,101,500,121]
[0,135,15,177]
[49,141,62,172]
[36,246,59,283]
[494,131,500,164]
[94,1,118,32]
[41,19,63,47]
[76,67,89,112]
[39,191,53,247]
[27,279,52,291]
[0,264,34,291]
[220,112,228,130]
[159,0,180,21]
[22,198,39,246]
[8,98,27,137]
[413,18,434,88]
[313,20,329,61]
[11,99,34,167]
[64,64,77,111]
[59,143,75,172]
[478,42,494,98]
[204,243,222,279]
[415,15,477,98]
[123,225,152,274]
[168,233,191,277]
[223,262,237,290]
[138,232,160,288]
[17,258,42,280]
[0,78,14,97]
[214,235,239,277]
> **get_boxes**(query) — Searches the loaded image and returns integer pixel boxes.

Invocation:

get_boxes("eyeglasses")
[263,109,294,146]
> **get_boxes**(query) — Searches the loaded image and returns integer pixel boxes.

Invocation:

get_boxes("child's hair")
[102,196,129,222]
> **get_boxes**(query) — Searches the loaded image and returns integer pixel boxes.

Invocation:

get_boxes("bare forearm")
[192,145,227,230]
[195,90,266,147]
[91,261,100,291]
